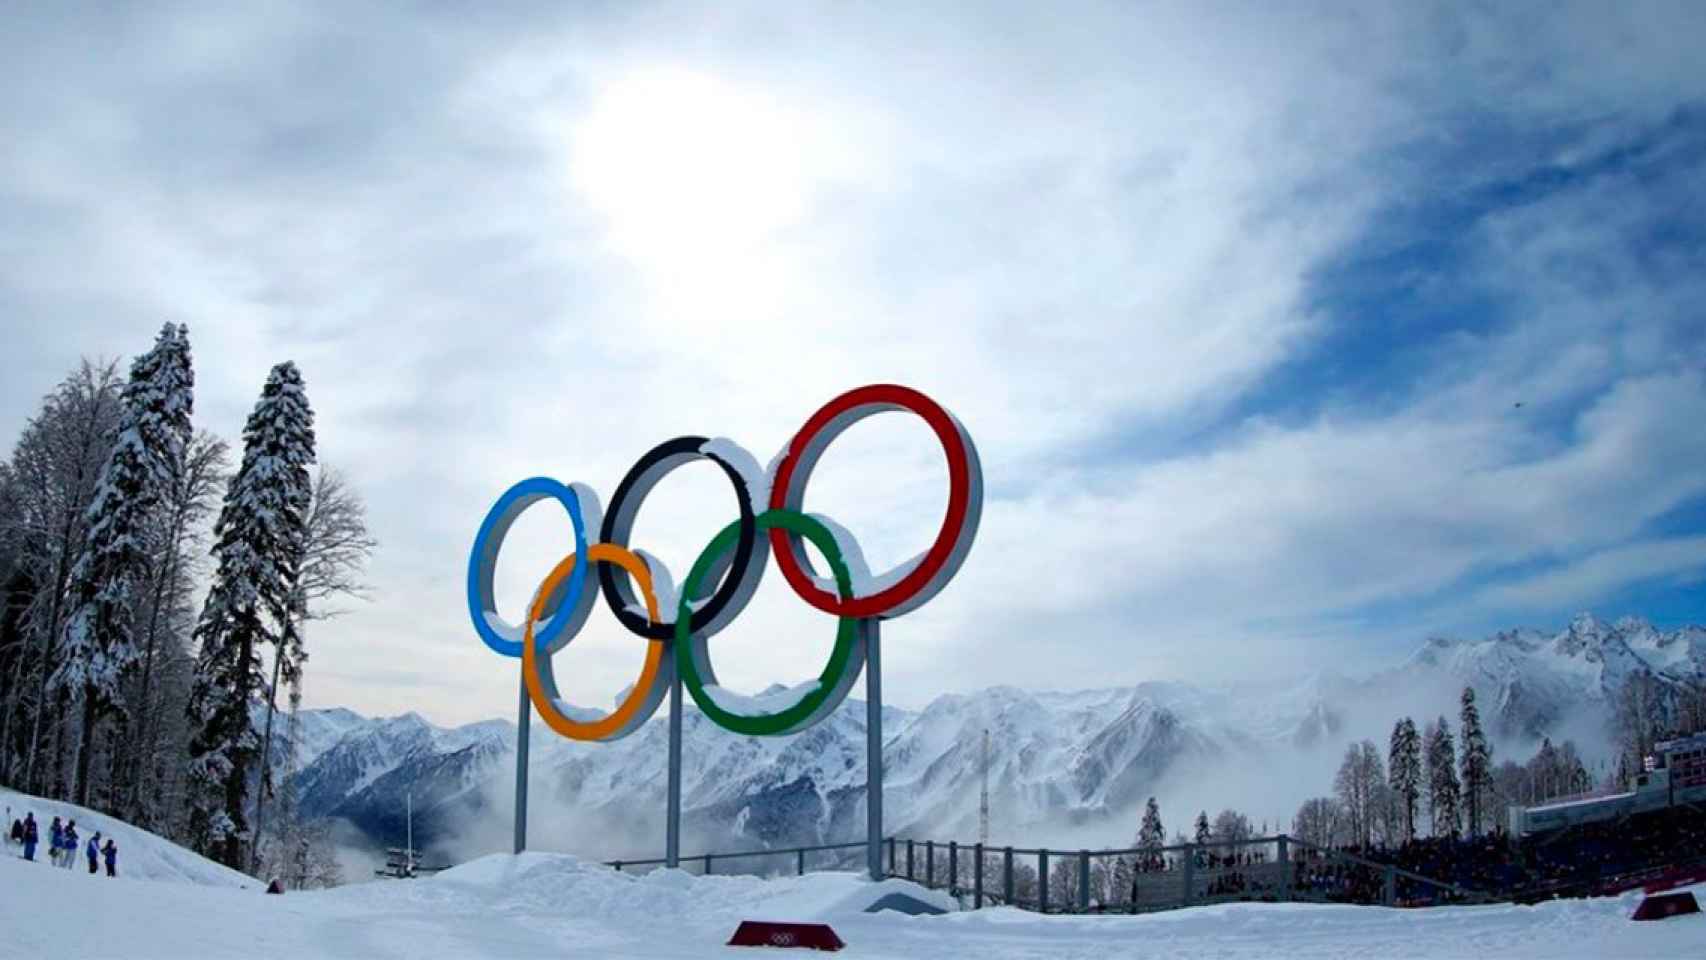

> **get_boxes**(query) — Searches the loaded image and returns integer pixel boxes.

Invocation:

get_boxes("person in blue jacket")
[86,831,101,874]
[48,817,64,866]
[61,821,78,870]
[21,813,37,861]
[101,838,116,877]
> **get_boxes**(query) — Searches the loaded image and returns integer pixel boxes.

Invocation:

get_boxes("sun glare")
[570,67,820,269]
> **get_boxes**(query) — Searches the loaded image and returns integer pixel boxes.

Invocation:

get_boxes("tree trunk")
[49,696,71,799]
[0,653,29,785]
[222,624,258,871]
[127,522,181,819]
[25,533,74,794]
[250,645,285,874]
[74,687,97,806]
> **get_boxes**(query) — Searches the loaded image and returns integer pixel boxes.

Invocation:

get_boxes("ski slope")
[0,787,251,888]
[1,832,1701,959]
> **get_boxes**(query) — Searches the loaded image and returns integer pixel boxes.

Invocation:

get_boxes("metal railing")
[878,835,1479,913]
[605,840,872,878]
[600,834,1479,914]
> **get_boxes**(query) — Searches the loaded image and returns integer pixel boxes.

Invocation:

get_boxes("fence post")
[974,843,985,909]
[1038,849,1049,914]
[926,841,935,889]
[1078,850,1090,913]
[704,854,713,876]
[888,837,896,876]
[1384,865,1396,907]
[907,840,915,880]
[949,841,958,894]
[1003,846,1014,905]
[1181,844,1194,908]
[798,848,806,877]
[1277,836,1291,902]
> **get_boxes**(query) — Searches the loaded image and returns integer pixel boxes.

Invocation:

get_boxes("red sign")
[1631,891,1701,922]
[726,921,846,951]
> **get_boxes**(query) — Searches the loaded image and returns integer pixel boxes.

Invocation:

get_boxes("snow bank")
[0,786,251,889]
[2,843,1701,958]
[433,852,951,927]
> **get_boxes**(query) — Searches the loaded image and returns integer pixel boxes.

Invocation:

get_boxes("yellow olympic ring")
[522,543,663,742]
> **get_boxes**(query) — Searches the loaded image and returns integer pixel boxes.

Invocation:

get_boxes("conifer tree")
[1388,717,1421,842]
[185,362,315,869]
[1194,810,1211,845]
[52,324,193,807]
[1459,686,1492,835]
[1137,796,1165,871]
[1424,716,1461,838]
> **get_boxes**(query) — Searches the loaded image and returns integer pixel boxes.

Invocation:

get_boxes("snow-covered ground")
[0,787,251,889]
[0,804,1701,960]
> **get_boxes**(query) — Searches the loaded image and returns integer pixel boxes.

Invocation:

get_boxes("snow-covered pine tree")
[1137,796,1164,871]
[1109,853,1134,909]
[1388,716,1421,843]
[51,324,194,808]
[1424,716,1461,838]
[185,362,315,869]
[1459,686,1491,835]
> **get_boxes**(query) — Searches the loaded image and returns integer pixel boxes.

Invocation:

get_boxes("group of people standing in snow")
[7,812,117,877]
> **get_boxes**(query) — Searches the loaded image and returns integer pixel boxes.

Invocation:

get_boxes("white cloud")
[1,2,1702,724]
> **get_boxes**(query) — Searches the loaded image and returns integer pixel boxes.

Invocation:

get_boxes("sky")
[2,2,1703,728]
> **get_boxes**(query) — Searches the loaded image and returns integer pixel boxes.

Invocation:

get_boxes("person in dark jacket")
[21,813,37,861]
[102,838,116,877]
[8,819,20,845]
[87,832,101,874]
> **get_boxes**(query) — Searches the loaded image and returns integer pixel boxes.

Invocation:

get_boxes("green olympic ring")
[675,509,863,737]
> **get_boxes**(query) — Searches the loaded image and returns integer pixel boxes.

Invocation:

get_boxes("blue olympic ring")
[466,476,590,658]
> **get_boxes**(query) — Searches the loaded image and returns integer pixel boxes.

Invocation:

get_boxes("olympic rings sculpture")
[466,384,982,740]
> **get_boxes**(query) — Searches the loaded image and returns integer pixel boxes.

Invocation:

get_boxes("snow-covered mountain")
[283,614,1705,859]
[1387,613,1706,739]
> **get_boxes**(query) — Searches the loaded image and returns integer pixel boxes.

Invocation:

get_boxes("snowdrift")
[1,840,1701,958]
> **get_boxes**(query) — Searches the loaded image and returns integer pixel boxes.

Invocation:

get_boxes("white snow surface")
[699,437,772,515]
[0,841,1700,959]
[0,787,252,889]
[702,681,822,717]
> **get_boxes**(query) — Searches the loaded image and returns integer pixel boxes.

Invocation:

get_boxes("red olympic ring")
[769,384,982,620]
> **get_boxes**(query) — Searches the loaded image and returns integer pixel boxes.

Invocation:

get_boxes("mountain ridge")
[280,613,1706,858]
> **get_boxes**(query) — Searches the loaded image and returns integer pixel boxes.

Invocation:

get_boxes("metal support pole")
[864,620,884,882]
[1078,850,1090,913]
[514,672,529,854]
[926,841,935,889]
[666,670,683,869]
[1003,847,1014,904]
[974,843,985,908]
[907,839,915,880]
[704,854,713,875]
[888,837,896,876]
[798,848,806,876]
[949,841,958,893]
[1384,865,1396,906]
[1277,836,1291,902]
[1181,844,1194,908]
[1039,849,1049,913]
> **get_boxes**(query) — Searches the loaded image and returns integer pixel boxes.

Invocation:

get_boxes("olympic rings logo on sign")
[466,384,983,740]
